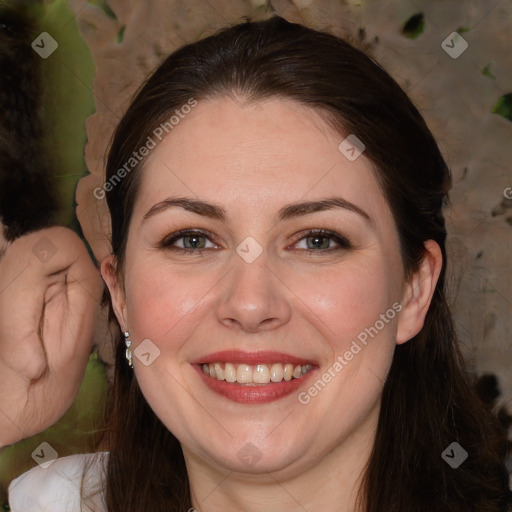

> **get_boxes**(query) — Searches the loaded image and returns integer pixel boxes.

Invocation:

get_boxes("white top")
[8,452,108,512]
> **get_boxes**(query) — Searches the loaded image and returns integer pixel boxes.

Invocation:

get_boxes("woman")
[8,15,512,512]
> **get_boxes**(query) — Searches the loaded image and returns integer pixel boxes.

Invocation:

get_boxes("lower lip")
[194,365,316,404]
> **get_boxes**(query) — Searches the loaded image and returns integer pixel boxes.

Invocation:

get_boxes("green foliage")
[482,63,496,80]
[87,0,116,19]
[116,25,126,44]
[402,12,424,39]
[492,93,512,122]
[37,0,95,232]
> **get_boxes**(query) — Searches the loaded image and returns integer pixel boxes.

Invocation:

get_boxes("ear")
[100,254,128,332]
[396,239,443,345]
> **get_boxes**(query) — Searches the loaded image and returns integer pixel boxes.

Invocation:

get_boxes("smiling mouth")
[201,362,314,385]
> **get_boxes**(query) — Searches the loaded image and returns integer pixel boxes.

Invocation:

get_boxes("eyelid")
[287,228,352,251]
[159,229,221,250]
[159,228,352,253]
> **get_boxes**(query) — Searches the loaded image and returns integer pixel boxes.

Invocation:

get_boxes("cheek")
[122,257,215,347]
[292,263,399,420]
[287,257,400,347]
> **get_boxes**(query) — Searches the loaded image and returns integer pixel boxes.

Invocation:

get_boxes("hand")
[0,226,102,448]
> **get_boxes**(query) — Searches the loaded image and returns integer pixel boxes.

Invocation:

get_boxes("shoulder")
[8,451,109,512]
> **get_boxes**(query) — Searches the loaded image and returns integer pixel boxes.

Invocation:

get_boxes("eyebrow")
[143,196,373,225]
[143,197,226,221]
[277,197,372,225]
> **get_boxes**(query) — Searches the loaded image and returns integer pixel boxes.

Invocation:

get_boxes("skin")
[102,97,442,512]
[0,226,102,448]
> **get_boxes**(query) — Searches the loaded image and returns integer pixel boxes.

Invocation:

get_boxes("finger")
[0,268,47,379]
[43,259,102,365]
[0,227,102,377]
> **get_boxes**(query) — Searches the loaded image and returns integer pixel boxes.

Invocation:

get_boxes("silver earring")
[124,331,133,368]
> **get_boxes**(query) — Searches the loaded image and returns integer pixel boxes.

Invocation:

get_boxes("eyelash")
[159,228,352,256]
[289,229,352,254]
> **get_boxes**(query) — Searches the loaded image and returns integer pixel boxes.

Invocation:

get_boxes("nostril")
[220,316,278,332]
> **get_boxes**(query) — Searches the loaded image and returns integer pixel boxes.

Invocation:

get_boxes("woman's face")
[105,97,425,478]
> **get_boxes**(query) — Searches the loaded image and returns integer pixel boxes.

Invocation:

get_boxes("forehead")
[133,96,391,224]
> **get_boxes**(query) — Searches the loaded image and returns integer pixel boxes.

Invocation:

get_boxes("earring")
[124,331,133,368]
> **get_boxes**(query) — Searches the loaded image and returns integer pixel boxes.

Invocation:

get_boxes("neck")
[183,403,379,512]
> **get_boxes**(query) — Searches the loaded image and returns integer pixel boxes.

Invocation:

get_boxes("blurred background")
[0,0,511,506]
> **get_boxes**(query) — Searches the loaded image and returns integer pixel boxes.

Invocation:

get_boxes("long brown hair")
[101,16,512,511]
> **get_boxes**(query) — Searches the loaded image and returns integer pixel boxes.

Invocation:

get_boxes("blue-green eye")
[296,235,332,250]
[291,229,352,252]
[160,230,218,252]
[179,234,210,249]
[160,228,351,255]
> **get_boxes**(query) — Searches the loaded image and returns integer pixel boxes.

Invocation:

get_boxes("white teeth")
[270,363,283,382]
[253,364,270,384]
[283,364,294,381]
[225,363,236,383]
[236,364,252,383]
[201,362,313,384]
[213,363,224,381]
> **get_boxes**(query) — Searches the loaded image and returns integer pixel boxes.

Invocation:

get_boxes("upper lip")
[192,350,317,366]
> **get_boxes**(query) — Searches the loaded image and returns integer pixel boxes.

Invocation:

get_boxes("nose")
[216,252,292,333]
